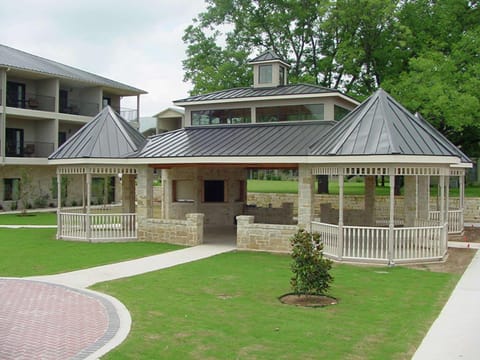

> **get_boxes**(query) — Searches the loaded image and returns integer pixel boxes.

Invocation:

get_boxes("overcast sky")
[0,0,208,117]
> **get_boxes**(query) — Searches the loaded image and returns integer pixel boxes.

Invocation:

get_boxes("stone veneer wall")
[247,193,479,222]
[138,213,204,246]
[0,165,84,210]
[236,215,298,253]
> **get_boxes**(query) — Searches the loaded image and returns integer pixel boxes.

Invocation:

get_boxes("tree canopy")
[182,0,480,156]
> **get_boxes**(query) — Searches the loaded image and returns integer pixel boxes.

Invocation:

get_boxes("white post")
[388,173,395,265]
[86,173,92,242]
[338,172,344,260]
[56,172,62,239]
[439,175,447,252]
[460,173,465,229]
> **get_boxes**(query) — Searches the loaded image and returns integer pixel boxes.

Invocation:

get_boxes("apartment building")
[0,44,145,210]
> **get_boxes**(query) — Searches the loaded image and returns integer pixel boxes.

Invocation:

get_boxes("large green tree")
[182,0,407,98]
[182,0,479,156]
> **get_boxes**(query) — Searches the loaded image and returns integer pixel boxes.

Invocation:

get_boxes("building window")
[6,81,26,108]
[334,105,350,121]
[5,128,24,157]
[259,64,273,84]
[3,178,20,201]
[256,104,324,122]
[279,66,286,85]
[191,108,251,126]
[172,180,194,202]
[204,180,225,202]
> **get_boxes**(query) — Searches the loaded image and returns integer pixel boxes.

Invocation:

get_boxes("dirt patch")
[406,248,476,274]
[406,227,480,274]
[279,293,338,307]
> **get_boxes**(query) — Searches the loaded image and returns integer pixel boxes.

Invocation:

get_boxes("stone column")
[404,175,416,227]
[122,174,136,213]
[186,213,204,245]
[297,164,313,229]
[236,215,255,250]
[417,176,430,220]
[162,169,171,219]
[364,176,376,226]
[136,165,153,219]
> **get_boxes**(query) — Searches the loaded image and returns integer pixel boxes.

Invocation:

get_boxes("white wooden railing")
[58,212,137,241]
[311,222,338,257]
[312,221,445,264]
[343,226,389,261]
[429,210,463,234]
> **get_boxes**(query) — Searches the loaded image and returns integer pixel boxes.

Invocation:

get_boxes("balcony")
[6,141,54,158]
[5,91,55,112]
[111,107,138,122]
[60,100,99,117]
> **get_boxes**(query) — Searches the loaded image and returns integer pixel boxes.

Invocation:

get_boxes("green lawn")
[248,179,480,197]
[0,211,57,225]
[94,251,458,360]
[0,228,183,277]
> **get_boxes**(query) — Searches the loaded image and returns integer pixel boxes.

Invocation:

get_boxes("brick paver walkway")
[0,279,119,360]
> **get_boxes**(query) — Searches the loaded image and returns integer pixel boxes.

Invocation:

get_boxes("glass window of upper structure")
[334,105,350,121]
[192,108,251,125]
[279,66,286,85]
[257,104,324,122]
[259,64,273,84]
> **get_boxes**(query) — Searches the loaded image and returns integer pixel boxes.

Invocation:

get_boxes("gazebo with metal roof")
[306,89,470,264]
[48,89,470,264]
[49,106,146,241]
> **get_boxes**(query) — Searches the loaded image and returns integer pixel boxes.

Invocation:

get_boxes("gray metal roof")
[248,50,290,67]
[309,89,470,162]
[49,106,146,159]
[134,121,335,158]
[0,44,146,95]
[174,84,346,104]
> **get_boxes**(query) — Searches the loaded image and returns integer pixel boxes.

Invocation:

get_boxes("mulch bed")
[279,293,338,307]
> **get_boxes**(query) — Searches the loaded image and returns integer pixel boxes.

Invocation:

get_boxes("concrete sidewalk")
[412,249,480,360]
[28,243,236,288]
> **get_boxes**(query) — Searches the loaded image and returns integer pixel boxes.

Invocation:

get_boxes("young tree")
[290,229,333,296]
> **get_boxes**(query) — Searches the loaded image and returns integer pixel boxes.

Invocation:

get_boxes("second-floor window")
[192,108,251,126]
[5,128,24,157]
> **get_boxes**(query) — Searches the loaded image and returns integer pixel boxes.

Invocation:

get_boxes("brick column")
[136,165,153,219]
[297,164,313,229]
[122,174,136,213]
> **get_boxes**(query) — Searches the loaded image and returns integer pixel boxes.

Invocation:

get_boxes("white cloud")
[0,0,207,116]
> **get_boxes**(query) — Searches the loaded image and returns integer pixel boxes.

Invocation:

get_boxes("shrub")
[290,229,333,296]
[34,194,49,208]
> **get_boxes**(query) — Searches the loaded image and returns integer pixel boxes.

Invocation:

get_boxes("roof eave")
[174,92,360,107]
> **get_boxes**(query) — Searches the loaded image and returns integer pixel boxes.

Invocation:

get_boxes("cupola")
[248,50,290,88]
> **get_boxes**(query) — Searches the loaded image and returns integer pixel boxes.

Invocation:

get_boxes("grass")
[0,211,57,225]
[94,251,458,360]
[0,228,183,277]
[248,179,480,197]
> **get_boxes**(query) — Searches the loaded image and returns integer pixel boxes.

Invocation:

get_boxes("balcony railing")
[6,92,55,112]
[6,141,54,158]
[111,107,138,122]
[60,100,99,117]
